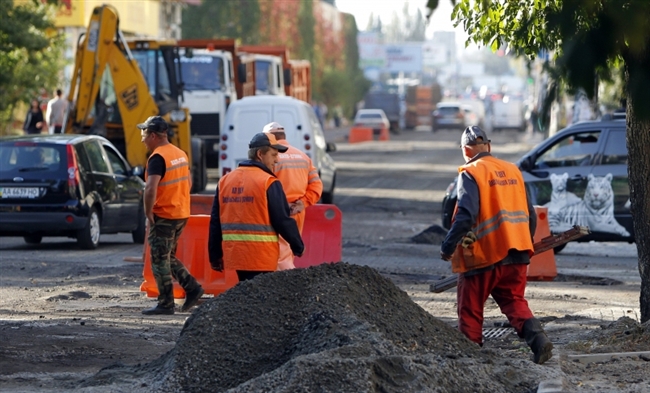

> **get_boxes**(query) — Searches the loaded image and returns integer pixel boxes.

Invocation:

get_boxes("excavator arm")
[65,5,193,173]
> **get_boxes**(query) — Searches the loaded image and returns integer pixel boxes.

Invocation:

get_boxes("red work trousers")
[457,263,534,345]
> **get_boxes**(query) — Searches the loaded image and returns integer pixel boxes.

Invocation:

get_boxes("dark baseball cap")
[249,132,288,152]
[137,116,168,134]
[460,126,491,147]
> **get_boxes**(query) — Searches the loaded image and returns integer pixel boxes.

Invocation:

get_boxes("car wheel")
[321,175,336,204]
[77,207,101,250]
[553,243,567,254]
[24,235,43,244]
[132,206,146,244]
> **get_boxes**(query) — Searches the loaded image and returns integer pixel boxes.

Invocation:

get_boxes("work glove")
[461,231,477,249]
[210,257,224,272]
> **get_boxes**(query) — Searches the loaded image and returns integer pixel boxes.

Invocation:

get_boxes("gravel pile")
[82,263,560,392]
[410,225,448,245]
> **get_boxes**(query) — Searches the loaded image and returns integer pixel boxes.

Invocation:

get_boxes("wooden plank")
[567,351,650,364]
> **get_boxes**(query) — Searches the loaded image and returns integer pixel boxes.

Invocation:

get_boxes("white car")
[353,109,390,134]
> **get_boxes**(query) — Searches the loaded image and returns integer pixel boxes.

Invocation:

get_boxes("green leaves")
[0,0,66,133]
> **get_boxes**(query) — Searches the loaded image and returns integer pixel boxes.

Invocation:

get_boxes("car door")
[82,140,120,231]
[588,127,632,239]
[102,143,142,231]
[522,128,603,234]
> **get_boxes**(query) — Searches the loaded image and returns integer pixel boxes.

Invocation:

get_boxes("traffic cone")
[527,206,558,281]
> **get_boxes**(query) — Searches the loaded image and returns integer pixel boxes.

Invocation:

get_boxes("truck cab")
[248,54,286,96]
[179,49,237,168]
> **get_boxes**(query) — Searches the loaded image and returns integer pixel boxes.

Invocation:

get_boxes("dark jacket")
[23,110,44,134]
[441,152,537,276]
[208,160,304,264]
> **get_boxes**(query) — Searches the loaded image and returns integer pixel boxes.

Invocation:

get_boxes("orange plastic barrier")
[141,215,239,299]
[527,206,557,281]
[348,127,373,143]
[190,194,214,215]
[294,204,342,268]
[378,127,390,141]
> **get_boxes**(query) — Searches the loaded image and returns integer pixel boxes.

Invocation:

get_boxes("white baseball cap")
[262,122,285,133]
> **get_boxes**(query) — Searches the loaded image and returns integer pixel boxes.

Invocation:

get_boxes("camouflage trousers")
[148,216,200,308]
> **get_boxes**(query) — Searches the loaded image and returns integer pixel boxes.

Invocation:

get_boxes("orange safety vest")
[274,140,322,232]
[219,166,280,271]
[147,144,191,219]
[451,155,534,273]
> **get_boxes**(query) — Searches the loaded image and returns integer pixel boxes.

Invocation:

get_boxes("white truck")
[246,53,286,96]
[179,49,237,168]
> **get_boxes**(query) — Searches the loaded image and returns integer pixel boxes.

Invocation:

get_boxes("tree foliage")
[426,0,650,323]
[0,0,66,133]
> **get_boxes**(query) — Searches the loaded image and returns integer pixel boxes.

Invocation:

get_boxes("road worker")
[208,132,304,281]
[440,126,553,364]
[140,116,204,315]
[263,121,323,270]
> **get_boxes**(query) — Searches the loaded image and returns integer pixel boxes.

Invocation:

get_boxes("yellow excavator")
[65,5,207,192]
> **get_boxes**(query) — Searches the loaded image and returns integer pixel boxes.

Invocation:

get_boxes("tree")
[181,0,260,44]
[426,0,650,322]
[0,0,66,134]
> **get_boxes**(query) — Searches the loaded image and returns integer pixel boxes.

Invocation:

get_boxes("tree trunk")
[625,59,650,323]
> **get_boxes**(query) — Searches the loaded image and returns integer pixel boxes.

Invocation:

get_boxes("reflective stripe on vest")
[148,144,191,219]
[451,156,533,273]
[219,166,280,271]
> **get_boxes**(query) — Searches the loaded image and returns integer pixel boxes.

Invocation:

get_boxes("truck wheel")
[191,137,207,193]
[77,207,101,250]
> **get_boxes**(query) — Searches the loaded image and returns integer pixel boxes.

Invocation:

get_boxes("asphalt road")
[0,127,638,282]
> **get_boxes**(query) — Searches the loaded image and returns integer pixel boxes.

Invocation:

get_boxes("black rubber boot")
[142,304,174,315]
[181,286,204,312]
[522,318,553,364]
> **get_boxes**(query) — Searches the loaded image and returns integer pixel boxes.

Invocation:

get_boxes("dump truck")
[405,84,442,129]
[65,5,207,192]
[176,39,256,168]
[239,45,311,102]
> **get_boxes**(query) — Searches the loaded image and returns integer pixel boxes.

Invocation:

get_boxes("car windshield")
[359,114,382,119]
[180,55,224,91]
[437,107,460,115]
[0,143,66,177]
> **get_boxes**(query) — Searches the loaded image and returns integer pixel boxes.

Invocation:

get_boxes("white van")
[489,96,526,132]
[219,96,337,203]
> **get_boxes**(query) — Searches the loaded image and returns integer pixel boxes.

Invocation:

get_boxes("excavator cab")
[65,5,206,192]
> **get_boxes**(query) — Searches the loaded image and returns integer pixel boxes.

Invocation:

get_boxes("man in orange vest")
[440,126,553,364]
[140,116,204,315]
[208,132,304,282]
[262,122,323,270]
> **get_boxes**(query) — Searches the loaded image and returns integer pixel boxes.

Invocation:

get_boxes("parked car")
[441,118,631,252]
[353,108,390,135]
[219,95,337,203]
[0,134,146,249]
[432,102,469,132]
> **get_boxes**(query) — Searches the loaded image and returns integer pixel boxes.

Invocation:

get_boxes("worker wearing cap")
[139,116,204,315]
[440,126,553,365]
[208,132,304,282]
[262,122,323,270]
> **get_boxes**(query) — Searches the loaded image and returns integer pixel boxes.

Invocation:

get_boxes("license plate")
[0,187,40,199]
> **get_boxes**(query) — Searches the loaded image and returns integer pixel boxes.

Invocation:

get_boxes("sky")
[335,0,470,48]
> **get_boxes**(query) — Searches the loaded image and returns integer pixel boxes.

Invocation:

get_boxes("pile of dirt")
[568,316,650,353]
[81,263,561,392]
[411,224,448,244]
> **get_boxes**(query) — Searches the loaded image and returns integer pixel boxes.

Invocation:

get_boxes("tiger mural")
[558,173,630,237]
